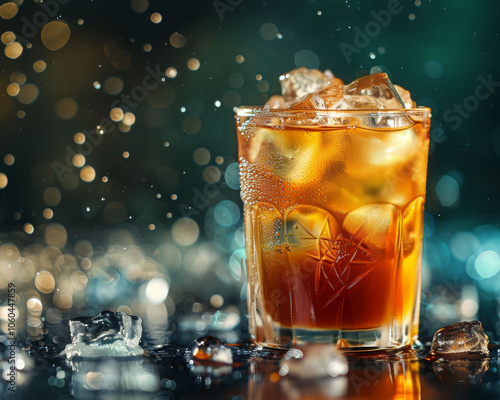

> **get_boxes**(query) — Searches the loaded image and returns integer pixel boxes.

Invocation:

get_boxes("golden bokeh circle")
[131,0,149,13]
[43,208,54,219]
[150,12,162,23]
[35,271,56,294]
[33,60,47,73]
[4,154,14,165]
[41,21,71,51]
[74,132,86,144]
[0,173,8,189]
[187,58,200,71]
[7,83,20,97]
[17,84,39,105]
[5,42,23,59]
[109,107,124,122]
[122,112,136,126]
[43,186,62,206]
[169,32,186,48]
[72,154,86,167]
[55,97,78,119]
[80,166,96,182]
[1,31,15,45]
[0,2,18,19]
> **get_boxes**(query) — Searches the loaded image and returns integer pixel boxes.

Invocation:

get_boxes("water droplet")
[190,336,233,365]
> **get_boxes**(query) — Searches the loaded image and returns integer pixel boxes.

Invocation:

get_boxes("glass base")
[252,325,412,353]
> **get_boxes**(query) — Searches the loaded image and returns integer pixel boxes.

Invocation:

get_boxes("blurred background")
[0,0,499,349]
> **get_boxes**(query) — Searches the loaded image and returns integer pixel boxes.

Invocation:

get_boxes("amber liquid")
[237,113,429,344]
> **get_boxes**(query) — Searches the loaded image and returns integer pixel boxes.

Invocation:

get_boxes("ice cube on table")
[60,310,144,359]
[429,320,489,357]
[279,344,348,379]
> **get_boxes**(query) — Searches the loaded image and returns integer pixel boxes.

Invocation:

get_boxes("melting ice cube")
[279,344,348,379]
[60,310,144,359]
[189,335,233,365]
[429,320,489,357]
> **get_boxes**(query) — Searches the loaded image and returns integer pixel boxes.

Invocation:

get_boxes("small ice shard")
[279,344,348,379]
[429,320,489,357]
[60,310,144,359]
[189,336,233,365]
[280,67,333,102]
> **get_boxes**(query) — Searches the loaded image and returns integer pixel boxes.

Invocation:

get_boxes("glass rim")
[234,106,431,118]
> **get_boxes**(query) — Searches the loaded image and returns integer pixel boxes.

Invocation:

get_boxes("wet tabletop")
[11,343,500,400]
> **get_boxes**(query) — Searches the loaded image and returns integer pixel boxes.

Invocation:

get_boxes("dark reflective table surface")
[10,343,500,400]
